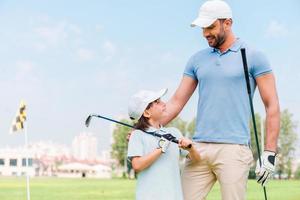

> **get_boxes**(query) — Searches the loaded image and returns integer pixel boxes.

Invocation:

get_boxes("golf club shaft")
[86,114,191,146]
[93,114,135,129]
[241,48,267,200]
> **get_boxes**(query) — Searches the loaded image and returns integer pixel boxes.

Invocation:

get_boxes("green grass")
[0,177,299,200]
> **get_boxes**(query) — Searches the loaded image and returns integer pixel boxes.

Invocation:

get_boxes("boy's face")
[144,99,167,122]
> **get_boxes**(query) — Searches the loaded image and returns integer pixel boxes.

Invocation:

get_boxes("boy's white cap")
[128,88,168,120]
[191,0,232,28]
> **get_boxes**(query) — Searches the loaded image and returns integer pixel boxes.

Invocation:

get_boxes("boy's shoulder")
[130,129,144,139]
[132,129,144,135]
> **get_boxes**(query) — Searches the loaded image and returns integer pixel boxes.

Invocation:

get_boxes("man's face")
[202,19,227,48]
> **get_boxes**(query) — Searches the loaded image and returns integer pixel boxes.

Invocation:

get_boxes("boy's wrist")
[156,147,163,153]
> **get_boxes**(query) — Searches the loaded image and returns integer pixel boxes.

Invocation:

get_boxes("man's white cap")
[191,0,232,28]
[128,88,168,120]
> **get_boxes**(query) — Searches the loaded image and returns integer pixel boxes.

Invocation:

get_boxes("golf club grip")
[241,48,251,95]
[172,139,192,149]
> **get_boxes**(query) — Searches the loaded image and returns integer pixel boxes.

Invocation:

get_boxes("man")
[160,0,280,199]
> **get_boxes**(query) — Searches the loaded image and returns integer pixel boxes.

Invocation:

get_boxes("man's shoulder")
[240,42,266,57]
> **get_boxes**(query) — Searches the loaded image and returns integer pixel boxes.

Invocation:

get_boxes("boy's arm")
[131,148,163,173]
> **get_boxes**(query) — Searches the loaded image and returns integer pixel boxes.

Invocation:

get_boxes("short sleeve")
[127,130,144,159]
[183,55,198,80]
[250,50,272,78]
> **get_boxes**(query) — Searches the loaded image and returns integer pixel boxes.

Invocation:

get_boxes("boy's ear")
[143,110,151,118]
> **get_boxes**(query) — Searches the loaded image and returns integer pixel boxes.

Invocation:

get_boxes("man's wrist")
[264,150,277,155]
[265,143,277,153]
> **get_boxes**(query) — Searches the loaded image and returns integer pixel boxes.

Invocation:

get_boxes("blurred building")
[0,147,35,176]
[72,132,98,161]
[56,162,111,178]
[30,141,71,176]
[0,134,113,178]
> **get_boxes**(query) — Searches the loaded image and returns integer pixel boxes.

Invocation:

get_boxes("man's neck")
[218,34,236,53]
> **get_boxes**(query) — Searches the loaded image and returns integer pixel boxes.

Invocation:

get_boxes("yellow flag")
[10,100,27,133]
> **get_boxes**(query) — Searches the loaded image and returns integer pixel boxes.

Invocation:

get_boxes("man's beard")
[207,28,226,49]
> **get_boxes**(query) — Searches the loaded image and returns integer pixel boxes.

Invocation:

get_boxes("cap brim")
[191,16,216,28]
[150,88,168,102]
[159,88,168,98]
[128,88,168,121]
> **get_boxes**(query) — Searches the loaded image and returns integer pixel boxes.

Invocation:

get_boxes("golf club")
[241,48,268,200]
[85,114,192,148]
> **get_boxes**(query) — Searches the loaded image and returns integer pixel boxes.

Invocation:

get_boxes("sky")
[0,0,299,156]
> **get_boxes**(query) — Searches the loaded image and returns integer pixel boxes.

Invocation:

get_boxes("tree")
[166,117,188,136]
[277,109,298,179]
[248,113,263,178]
[295,166,300,179]
[249,113,263,162]
[187,117,196,139]
[111,119,133,167]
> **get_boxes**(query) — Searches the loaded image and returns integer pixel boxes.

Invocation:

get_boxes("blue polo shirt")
[184,39,272,145]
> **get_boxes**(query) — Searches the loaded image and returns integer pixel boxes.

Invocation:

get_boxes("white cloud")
[95,24,104,32]
[32,20,83,52]
[265,20,288,39]
[34,22,68,46]
[33,43,47,52]
[103,40,116,54]
[160,52,178,63]
[102,40,117,61]
[16,60,34,71]
[14,60,40,83]
[77,48,95,61]
[69,24,82,35]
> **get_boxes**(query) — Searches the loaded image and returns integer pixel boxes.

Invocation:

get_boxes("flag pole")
[24,123,31,200]
[261,117,264,152]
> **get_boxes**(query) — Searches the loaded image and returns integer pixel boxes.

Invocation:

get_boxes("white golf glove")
[158,137,170,153]
[255,151,277,186]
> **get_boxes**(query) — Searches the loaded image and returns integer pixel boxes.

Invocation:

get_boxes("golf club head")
[85,115,92,127]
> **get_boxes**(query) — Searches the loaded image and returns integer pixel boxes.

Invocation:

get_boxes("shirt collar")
[229,38,243,52]
[146,125,164,133]
[210,38,243,53]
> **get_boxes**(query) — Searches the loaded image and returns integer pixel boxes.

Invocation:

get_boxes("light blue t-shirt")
[127,127,187,200]
[184,39,272,145]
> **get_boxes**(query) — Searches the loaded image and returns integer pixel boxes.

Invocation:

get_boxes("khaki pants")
[182,143,253,200]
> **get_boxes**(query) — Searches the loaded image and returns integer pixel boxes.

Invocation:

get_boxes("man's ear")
[224,18,232,31]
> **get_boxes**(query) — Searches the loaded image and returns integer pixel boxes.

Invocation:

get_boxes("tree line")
[111,109,300,179]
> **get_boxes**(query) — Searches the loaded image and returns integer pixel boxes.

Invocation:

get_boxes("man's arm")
[256,73,280,152]
[161,76,198,126]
